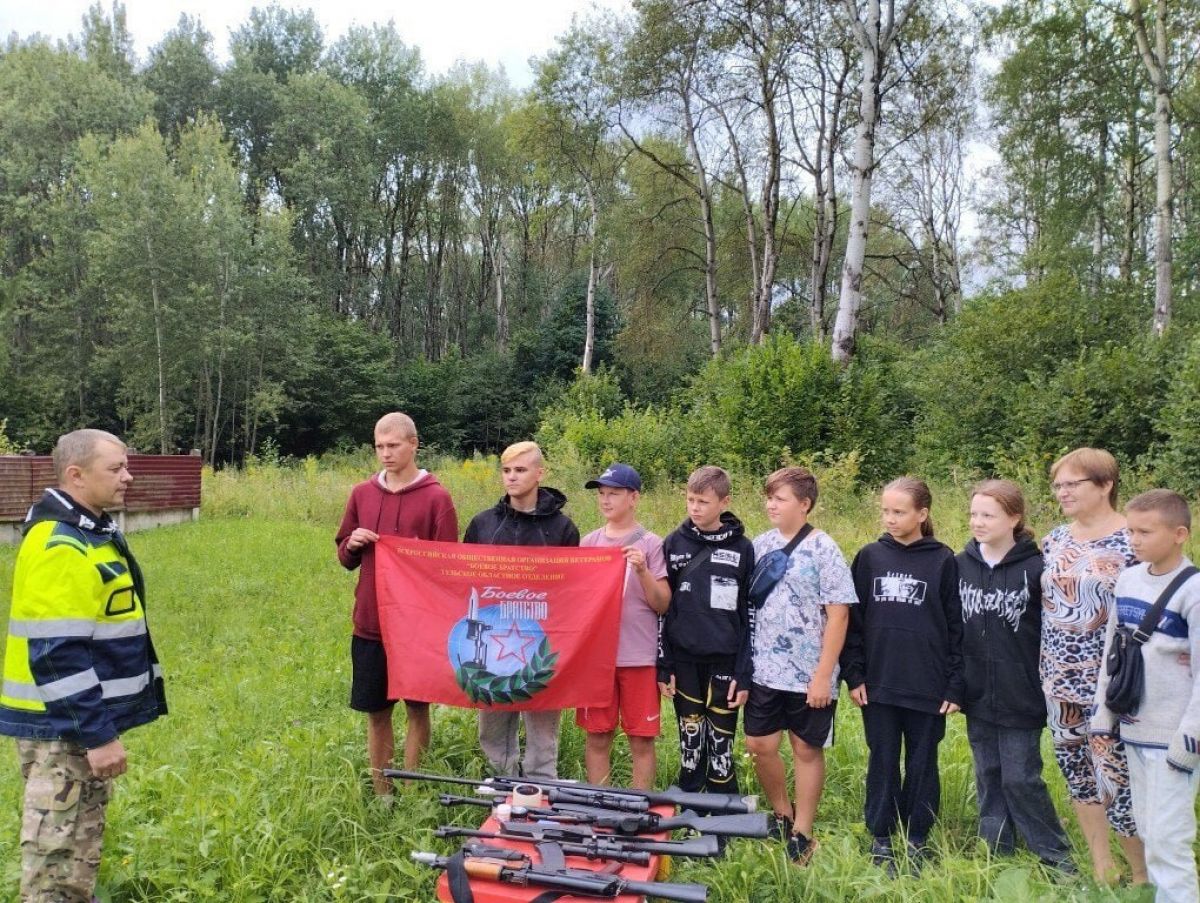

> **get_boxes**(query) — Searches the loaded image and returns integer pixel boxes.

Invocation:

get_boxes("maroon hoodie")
[335,470,459,640]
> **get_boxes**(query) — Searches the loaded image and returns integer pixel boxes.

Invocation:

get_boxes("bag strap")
[1133,565,1200,644]
[675,545,714,587]
[780,523,814,559]
[445,850,475,903]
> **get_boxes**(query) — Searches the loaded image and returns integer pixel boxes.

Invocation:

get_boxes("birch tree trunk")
[581,185,598,374]
[146,234,169,454]
[493,235,508,351]
[682,97,722,355]
[1130,0,1173,335]
[831,0,915,363]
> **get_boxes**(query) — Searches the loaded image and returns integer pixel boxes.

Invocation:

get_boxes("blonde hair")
[501,441,543,465]
[375,412,417,440]
[972,479,1034,542]
[53,429,125,482]
[884,476,935,537]
[1051,447,1119,508]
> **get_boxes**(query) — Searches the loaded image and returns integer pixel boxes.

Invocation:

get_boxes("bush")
[1149,333,1200,492]
[538,404,696,488]
[826,336,918,484]
[915,275,1144,474]
[685,334,841,472]
[1007,336,1171,468]
[537,334,918,488]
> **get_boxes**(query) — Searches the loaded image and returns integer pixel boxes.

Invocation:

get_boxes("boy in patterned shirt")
[744,467,857,864]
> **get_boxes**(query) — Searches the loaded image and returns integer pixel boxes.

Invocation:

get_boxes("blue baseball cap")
[585,463,642,491]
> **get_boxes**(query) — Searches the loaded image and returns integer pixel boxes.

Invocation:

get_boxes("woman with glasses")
[1040,447,1146,886]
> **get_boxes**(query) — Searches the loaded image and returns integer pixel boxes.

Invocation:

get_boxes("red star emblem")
[492,623,537,665]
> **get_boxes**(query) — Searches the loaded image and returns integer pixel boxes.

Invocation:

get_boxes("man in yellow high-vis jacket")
[1,429,167,903]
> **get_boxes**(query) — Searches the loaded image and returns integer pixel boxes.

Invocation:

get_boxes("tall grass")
[0,453,1180,901]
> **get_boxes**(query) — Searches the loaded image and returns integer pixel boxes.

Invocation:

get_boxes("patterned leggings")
[1046,697,1137,837]
[671,660,740,794]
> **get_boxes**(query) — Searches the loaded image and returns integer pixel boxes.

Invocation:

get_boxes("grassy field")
[0,452,1183,901]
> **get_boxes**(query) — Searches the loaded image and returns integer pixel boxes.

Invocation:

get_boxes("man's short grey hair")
[53,429,126,481]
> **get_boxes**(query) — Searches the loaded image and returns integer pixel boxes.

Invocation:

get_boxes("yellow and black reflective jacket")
[0,488,166,747]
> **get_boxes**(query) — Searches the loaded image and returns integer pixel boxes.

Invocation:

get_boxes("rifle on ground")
[436,792,769,838]
[434,823,721,860]
[435,827,652,866]
[385,768,756,815]
[412,848,708,903]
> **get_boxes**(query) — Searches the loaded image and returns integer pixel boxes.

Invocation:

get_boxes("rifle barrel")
[435,827,652,866]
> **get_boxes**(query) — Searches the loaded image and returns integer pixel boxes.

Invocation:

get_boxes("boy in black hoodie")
[958,480,1072,872]
[658,466,755,793]
[464,441,579,779]
[841,477,964,874]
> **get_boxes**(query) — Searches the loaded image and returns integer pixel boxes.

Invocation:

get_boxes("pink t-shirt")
[582,525,668,666]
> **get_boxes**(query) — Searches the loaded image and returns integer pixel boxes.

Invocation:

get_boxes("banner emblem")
[449,588,560,704]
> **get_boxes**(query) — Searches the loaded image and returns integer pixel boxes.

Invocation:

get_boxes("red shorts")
[575,666,662,737]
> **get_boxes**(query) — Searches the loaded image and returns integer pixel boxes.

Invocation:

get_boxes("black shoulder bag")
[1105,565,1198,716]
[747,524,814,609]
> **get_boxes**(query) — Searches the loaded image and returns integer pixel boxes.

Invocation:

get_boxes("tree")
[831,0,919,363]
[0,38,150,446]
[143,15,219,139]
[78,1,135,83]
[528,20,626,373]
[1129,0,1176,334]
[781,1,856,339]
[76,122,199,452]
[618,0,727,354]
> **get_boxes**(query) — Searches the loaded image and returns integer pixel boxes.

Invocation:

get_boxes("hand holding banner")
[376,538,625,710]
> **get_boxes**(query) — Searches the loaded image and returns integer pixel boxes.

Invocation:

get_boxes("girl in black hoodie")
[841,477,963,873]
[957,480,1072,871]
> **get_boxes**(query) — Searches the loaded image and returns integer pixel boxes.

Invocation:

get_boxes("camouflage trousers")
[15,739,111,903]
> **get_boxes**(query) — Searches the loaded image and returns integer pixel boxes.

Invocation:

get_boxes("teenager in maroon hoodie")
[335,413,458,797]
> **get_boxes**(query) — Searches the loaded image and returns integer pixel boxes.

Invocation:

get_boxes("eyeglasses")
[1051,478,1092,493]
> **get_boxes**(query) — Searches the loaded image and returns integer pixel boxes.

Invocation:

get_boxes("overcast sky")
[0,0,631,86]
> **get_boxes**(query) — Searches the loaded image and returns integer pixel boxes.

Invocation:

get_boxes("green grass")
[0,455,1183,901]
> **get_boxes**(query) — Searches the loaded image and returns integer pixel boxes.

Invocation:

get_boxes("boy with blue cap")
[575,463,669,789]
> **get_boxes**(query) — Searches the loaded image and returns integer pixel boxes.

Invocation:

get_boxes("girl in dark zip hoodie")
[957,480,1072,872]
[841,477,963,873]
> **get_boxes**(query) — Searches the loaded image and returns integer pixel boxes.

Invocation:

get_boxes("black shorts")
[744,682,836,748]
[350,636,397,713]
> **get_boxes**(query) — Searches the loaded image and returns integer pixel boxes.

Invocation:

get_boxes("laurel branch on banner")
[454,637,559,704]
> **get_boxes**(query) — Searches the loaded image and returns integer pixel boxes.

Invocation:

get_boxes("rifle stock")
[413,851,709,903]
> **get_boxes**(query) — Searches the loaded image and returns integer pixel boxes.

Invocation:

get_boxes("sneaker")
[786,831,818,866]
[1039,856,1079,878]
[904,838,931,877]
[767,813,794,841]
[870,837,897,878]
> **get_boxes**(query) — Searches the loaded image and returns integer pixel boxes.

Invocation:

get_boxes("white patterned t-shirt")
[751,528,857,694]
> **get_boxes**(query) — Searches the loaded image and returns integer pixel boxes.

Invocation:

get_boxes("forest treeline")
[0,1,1198,487]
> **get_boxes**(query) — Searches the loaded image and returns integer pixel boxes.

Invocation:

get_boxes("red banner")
[376,538,626,710]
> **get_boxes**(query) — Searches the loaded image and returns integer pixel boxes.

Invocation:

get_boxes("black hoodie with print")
[840,534,964,714]
[463,487,580,548]
[956,537,1046,729]
[657,512,756,688]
